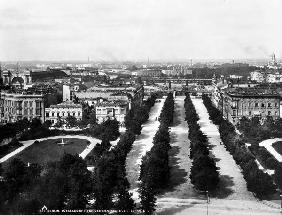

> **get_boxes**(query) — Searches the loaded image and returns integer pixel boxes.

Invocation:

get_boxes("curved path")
[0,135,102,163]
[259,138,282,162]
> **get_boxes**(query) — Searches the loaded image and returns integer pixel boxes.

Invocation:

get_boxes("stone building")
[0,92,44,123]
[1,70,32,89]
[95,101,128,125]
[221,88,280,124]
[45,101,82,125]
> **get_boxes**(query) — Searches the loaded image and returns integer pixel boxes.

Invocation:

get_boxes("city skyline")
[0,0,282,61]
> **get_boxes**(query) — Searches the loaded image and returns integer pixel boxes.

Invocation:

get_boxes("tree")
[30,118,42,130]
[115,180,135,215]
[274,164,282,189]
[65,116,78,128]
[190,155,219,191]
[54,116,63,128]
[18,198,41,215]
[39,154,92,210]
[139,182,156,215]
[101,119,120,141]
[43,120,52,129]
[93,153,118,209]
[4,159,28,201]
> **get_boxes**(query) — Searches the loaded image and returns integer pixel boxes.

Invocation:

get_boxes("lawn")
[7,138,90,165]
[272,141,282,156]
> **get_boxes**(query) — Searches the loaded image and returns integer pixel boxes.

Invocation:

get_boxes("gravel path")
[157,198,279,215]
[157,96,200,199]
[259,138,282,162]
[125,98,165,198]
[191,98,256,201]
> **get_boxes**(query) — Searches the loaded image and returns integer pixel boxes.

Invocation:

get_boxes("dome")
[11,77,24,84]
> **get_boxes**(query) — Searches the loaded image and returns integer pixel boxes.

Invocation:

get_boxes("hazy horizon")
[0,0,282,62]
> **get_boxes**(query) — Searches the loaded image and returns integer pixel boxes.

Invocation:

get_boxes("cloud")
[0,0,281,61]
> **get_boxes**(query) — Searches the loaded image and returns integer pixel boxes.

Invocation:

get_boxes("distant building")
[1,70,32,89]
[250,71,264,83]
[132,69,163,77]
[266,72,282,83]
[63,85,73,101]
[164,65,192,76]
[221,88,280,124]
[45,101,82,125]
[95,101,128,125]
[0,92,44,123]
[267,53,280,69]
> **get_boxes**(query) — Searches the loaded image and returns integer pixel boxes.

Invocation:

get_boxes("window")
[73,112,75,116]
[233,110,236,116]
[268,103,271,107]
[57,113,60,117]
[275,103,278,107]
[268,111,271,115]
[24,101,28,107]
[52,112,54,117]
[78,112,81,116]
[261,103,265,108]
[255,103,258,107]
[46,112,49,117]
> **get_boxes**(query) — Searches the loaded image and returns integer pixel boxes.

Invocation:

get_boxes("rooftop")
[96,100,128,107]
[226,87,280,98]
[49,101,82,109]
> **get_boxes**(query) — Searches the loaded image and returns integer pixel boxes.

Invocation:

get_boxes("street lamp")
[206,190,209,215]
[280,193,282,213]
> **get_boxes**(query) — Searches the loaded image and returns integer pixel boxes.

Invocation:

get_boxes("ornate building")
[95,101,128,125]
[1,69,32,89]
[45,101,82,125]
[0,92,44,123]
[222,88,280,124]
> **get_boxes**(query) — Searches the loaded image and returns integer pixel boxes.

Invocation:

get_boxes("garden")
[4,138,90,166]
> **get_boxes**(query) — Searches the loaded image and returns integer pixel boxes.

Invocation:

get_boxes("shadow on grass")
[210,174,235,199]
[171,103,182,127]
[167,145,188,188]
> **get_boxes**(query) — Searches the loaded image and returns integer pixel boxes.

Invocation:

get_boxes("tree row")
[139,92,174,215]
[184,93,219,192]
[202,94,278,199]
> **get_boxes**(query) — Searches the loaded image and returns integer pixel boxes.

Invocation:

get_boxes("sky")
[0,0,282,62]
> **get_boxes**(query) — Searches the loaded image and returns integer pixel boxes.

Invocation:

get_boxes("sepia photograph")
[0,0,282,214]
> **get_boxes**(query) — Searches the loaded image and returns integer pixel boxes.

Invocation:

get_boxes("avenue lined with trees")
[184,93,219,192]
[139,93,174,214]
[202,94,278,199]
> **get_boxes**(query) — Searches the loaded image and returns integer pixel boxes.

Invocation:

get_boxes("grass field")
[272,141,282,156]
[7,138,90,165]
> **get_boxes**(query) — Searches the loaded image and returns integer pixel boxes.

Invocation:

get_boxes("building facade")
[1,70,32,89]
[95,101,128,125]
[222,89,280,124]
[250,71,264,83]
[45,101,82,125]
[0,92,44,123]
